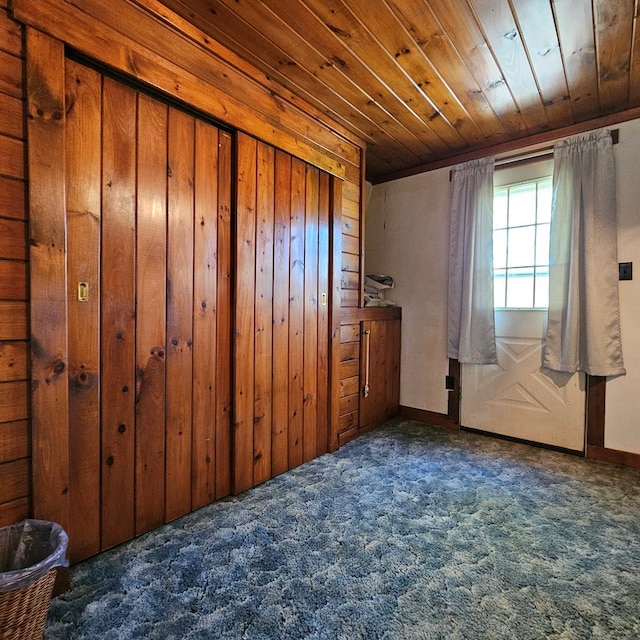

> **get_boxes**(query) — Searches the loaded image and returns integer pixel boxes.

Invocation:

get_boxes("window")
[493,159,553,309]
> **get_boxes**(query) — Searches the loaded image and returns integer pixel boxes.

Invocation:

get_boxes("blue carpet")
[45,419,640,639]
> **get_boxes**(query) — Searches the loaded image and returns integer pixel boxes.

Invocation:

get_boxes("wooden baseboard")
[337,425,359,448]
[338,412,401,448]
[399,406,459,430]
[400,407,640,471]
[358,418,386,436]
[587,445,640,470]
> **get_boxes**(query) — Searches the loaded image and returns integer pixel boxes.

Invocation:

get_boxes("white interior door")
[461,310,586,451]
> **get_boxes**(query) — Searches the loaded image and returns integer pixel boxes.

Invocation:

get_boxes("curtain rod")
[496,128,619,168]
[449,129,619,180]
[495,148,553,169]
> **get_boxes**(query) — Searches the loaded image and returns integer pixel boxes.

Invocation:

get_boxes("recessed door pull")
[77,281,89,302]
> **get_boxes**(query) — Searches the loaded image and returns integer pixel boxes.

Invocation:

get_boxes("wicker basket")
[0,568,57,640]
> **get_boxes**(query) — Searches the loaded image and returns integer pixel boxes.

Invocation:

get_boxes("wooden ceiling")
[157,0,640,182]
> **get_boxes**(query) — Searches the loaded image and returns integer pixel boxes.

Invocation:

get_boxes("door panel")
[288,157,306,471]
[359,317,401,431]
[462,310,586,451]
[135,93,168,535]
[234,133,257,494]
[63,62,232,559]
[215,132,233,501]
[65,59,101,562]
[303,167,319,463]
[271,151,292,477]
[254,142,275,486]
[165,108,195,522]
[52,59,337,561]
[316,172,331,456]
[192,120,220,510]
[100,76,137,549]
[233,134,335,493]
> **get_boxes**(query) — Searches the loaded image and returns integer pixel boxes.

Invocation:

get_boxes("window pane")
[494,269,506,308]
[508,183,537,226]
[493,173,552,310]
[535,223,550,266]
[537,179,553,223]
[494,188,508,228]
[494,229,507,269]
[507,225,536,267]
[534,267,549,308]
[506,268,534,308]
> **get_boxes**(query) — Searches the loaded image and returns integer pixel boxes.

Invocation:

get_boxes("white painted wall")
[367,119,640,453]
[604,118,640,454]
[366,169,450,414]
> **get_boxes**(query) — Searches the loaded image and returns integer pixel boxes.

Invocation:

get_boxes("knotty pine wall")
[0,0,366,529]
[338,181,363,441]
[0,3,30,527]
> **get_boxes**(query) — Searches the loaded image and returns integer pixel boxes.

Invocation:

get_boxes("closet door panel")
[38,59,235,561]
[303,167,319,463]
[234,133,257,495]
[41,57,343,559]
[192,120,219,509]
[316,172,331,456]
[271,151,291,478]
[65,59,102,562]
[100,77,137,549]
[165,108,195,522]
[215,132,233,500]
[135,94,168,535]
[254,142,275,486]
[288,158,306,470]
[233,134,336,493]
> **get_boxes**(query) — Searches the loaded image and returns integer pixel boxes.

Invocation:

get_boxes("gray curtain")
[447,157,497,364]
[543,129,625,376]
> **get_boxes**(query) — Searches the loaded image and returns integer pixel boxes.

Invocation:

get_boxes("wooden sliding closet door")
[33,56,340,561]
[63,59,232,561]
[234,134,334,493]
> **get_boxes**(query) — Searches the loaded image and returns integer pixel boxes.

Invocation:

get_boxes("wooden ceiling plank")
[366,146,400,179]
[629,0,640,104]
[386,0,509,143]
[157,0,414,160]
[467,0,550,133]
[594,0,635,112]
[259,0,459,157]
[424,0,528,136]
[149,0,375,145]
[237,0,445,158]
[272,0,459,157]
[138,0,365,148]
[553,0,601,120]
[345,0,490,147]
[297,0,470,153]
[177,0,440,162]
[509,0,573,128]
[132,0,640,180]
